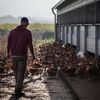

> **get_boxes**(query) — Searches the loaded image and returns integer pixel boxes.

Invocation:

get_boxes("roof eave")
[52,0,66,9]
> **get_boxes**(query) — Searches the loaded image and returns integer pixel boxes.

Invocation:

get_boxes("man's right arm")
[28,41,35,60]
[28,31,35,60]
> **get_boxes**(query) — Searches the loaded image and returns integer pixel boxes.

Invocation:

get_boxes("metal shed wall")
[62,26,65,44]
[80,26,85,52]
[57,1,100,24]
[55,0,100,56]
[85,3,96,24]
[68,26,71,43]
[96,1,100,23]
[72,26,77,46]
[97,26,100,55]
[64,26,67,44]
[98,39,100,55]
[60,26,63,41]
[57,26,61,41]
[86,26,96,53]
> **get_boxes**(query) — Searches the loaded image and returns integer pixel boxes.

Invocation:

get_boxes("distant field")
[0,23,54,31]
[0,23,55,56]
[33,38,54,46]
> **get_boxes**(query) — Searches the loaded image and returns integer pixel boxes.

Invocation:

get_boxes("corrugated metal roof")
[58,0,97,15]
[53,0,98,10]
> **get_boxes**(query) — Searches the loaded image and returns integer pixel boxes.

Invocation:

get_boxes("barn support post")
[62,25,65,44]
[61,26,63,41]
[56,24,58,41]
[66,25,68,43]
[58,25,61,41]
[57,25,60,41]
[84,25,88,52]
[77,25,80,52]
[71,25,74,44]
[64,26,66,44]
[68,26,71,44]
[95,25,99,58]
[80,25,85,52]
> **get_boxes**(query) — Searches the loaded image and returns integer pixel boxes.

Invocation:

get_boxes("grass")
[29,23,54,31]
[0,23,54,31]
[0,23,55,56]
[33,38,54,46]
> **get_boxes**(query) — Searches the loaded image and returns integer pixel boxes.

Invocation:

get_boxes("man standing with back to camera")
[7,17,35,96]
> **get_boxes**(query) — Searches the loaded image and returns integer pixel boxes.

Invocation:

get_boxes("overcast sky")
[0,0,60,19]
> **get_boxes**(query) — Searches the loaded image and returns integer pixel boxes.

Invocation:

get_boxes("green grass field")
[0,23,55,56]
[33,38,54,46]
[0,23,54,31]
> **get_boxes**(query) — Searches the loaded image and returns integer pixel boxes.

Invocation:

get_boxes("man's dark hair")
[21,17,29,23]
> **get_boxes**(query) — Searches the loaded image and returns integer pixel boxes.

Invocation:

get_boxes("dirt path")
[0,75,74,100]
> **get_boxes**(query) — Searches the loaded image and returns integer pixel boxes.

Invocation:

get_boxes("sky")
[0,0,60,19]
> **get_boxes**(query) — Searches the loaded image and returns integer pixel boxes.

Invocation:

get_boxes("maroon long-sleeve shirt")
[7,25,34,57]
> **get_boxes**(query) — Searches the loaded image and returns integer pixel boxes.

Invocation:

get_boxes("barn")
[52,0,100,57]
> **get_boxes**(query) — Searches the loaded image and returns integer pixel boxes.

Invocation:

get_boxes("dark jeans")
[12,56,27,93]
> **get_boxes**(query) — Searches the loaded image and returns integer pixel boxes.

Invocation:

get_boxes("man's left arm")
[7,33,11,58]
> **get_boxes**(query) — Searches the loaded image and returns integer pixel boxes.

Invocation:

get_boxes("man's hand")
[7,55,12,65]
[32,54,35,60]
[7,53,11,59]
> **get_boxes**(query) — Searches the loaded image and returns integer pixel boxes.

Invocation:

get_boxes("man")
[7,17,35,96]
